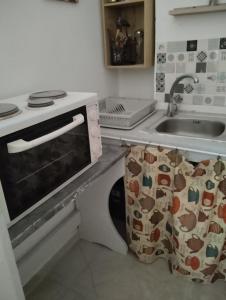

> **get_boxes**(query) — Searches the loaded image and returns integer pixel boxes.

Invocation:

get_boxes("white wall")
[118,0,226,99]
[157,0,226,42]
[0,0,118,100]
[1,0,226,100]
[118,68,154,99]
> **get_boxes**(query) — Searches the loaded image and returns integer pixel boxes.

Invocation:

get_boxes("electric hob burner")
[29,90,67,100]
[0,103,20,119]
[27,98,54,108]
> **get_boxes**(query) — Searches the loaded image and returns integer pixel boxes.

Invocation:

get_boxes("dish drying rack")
[99,97,156,130]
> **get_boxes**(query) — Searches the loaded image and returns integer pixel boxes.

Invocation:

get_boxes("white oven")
[0,92,102,226]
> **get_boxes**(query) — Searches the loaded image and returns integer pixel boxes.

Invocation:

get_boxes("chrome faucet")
[166,74,199,117]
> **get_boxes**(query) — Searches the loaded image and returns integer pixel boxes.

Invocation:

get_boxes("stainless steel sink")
[156,119,225,138]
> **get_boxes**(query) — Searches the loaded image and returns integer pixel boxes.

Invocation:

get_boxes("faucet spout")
[167,74,199,117]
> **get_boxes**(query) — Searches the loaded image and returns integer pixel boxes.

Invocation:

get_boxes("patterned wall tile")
[220,38,226,49]
[164,93,170,103]
[155,37,226,107]
[157,53,166,64]
[197,39,208,51]
[167,53,175,62]
[167,41,186,52]
[217,72,226,83]
[197,51,207,62]
[187,40,197,51]
[156,63,175,73]
[183,94,193,105]
[208,50,219,61]
[193,95,204,105]
[176,62,186,73]
[164,63,176,73]
[173,94,183,103]
[155,92,165,102]
[156,72,165,93]
[186,63,196,73]
[196,62,207,73]
[220,50,226,61]
[214,96,225,106]
[207,62,218,73]
[216,84,226,93]
[165,74,176,93]
[206,73,217,82]
[196,73,207,84]
[157,43,167,53]
[208,38,220,50]
[205,83,216,95]
[184,83,194,94]
[204,96,213,105]
[218,61,226,72]
[156,64,165,72]
[194,83,206,94]
[156,73,165,81]
[188,52,196,62]
[174,83,184,93]
[156,82,165,93]
[177,53,186,62]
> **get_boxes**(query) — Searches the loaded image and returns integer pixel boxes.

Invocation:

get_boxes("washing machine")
[77,156,128,255]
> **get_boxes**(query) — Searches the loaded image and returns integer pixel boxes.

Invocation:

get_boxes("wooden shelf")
[106,64,147,69]
[103,0,143,7]
[101,0,155,69]
[169,4,226,16]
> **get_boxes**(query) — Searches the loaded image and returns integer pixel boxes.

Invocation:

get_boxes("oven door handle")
[7,114,85,154]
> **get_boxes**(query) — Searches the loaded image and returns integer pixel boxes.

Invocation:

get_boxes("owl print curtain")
[125,145,226,284]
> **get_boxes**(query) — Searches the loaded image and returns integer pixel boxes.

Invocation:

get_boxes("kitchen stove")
[0,92,102,225]
[0,92,99,137]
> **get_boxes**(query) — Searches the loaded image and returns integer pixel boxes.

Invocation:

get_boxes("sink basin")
[156,119,225,138]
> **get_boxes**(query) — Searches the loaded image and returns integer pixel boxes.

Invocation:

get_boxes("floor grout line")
[78,241,99,299]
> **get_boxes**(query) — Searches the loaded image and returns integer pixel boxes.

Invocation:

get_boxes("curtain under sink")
[125,145,226,284]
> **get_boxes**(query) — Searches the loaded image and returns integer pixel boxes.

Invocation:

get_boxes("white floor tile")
[26,240,226,300]
[26,277,65,300]
[50,242,88,287]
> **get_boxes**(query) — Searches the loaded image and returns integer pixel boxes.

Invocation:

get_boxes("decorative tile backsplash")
[155,37,226,107]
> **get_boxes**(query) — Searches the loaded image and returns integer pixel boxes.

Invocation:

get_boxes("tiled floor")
[25,239,226,300]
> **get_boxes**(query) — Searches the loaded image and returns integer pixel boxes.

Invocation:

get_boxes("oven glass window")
[0,106,91,220]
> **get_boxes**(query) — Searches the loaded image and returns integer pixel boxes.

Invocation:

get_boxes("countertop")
[101,110,226,159]
[9,144,127,249]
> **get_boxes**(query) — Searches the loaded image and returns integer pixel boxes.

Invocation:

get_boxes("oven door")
[0,106,91,222]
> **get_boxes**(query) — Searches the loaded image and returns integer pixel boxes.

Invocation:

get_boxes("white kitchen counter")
[101,110,226,161]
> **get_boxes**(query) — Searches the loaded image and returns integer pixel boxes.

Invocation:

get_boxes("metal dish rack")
[99,97,156,130]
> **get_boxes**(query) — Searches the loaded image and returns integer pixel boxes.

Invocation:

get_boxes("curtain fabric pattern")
[125,145,226,283]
